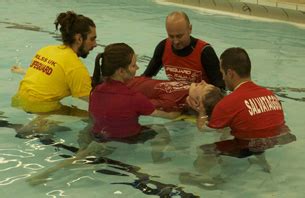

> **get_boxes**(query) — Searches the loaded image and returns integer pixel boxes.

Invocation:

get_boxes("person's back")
[90,79,154,138]
[209,81,285,139]
[90,43,155,139]
[208,47,291,142]
[13,45,91,112]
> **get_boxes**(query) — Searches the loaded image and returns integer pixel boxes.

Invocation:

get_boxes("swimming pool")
[1,0,305,197]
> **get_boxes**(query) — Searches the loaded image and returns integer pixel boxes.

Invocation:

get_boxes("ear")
[75,33,83,44]
[226,68,235,79]
[115,67,124,75]
[189,24,192,34]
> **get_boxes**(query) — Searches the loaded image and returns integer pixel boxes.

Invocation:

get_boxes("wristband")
[199,115,208,119]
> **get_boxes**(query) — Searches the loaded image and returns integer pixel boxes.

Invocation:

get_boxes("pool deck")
[161,0,305,25]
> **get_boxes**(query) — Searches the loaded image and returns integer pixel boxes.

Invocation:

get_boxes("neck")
[233,77,251,90]
[70,43,79,56]
[110,75,125,83]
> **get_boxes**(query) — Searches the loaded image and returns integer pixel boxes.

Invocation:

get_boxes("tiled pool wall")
[163,0,305,24]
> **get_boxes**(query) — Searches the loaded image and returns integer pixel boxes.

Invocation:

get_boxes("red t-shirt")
[162,39,209,83]
[208,81,285,139]
[89,79,155,138]
[127,76,189,112]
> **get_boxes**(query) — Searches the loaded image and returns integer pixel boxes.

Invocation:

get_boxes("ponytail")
[91,53,104,89]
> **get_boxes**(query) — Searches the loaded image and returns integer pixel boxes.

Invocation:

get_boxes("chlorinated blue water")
[1,0,305,197]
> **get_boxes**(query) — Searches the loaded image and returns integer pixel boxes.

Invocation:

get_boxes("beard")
[77,43,89,58]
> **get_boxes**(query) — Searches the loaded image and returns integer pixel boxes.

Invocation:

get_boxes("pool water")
[1,0,305,197]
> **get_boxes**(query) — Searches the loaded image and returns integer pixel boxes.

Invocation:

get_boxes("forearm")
[150,109,181,119]
[201,46,225,90]
[142,59,162,77]
[196,111,208,131]
[142,40,165,77]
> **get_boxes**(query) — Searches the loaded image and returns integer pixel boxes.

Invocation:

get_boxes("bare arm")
[150,109,181,119]
[186,96,208,131]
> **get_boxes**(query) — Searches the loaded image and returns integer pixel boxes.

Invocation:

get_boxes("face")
[166,18,191,50]
[189,80,215,103]
[78,26,97,58]
[122,54,139,82]
[220,60,234,91]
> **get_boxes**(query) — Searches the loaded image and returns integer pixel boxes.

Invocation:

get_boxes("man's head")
[166,11,192,50]
[220,47,251,91]
[54,11,97,58]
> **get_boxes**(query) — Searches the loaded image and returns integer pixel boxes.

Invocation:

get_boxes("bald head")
[165,11,192,50]
[166,11,190,25]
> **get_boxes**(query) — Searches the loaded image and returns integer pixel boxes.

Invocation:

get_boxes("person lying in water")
[126,76,224,129]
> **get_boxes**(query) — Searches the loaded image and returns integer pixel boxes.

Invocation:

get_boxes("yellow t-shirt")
[12,45,91,113]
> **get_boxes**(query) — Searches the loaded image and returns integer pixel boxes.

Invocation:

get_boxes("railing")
[240,0,305,11]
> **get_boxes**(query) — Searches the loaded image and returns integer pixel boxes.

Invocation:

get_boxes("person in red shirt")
[26,44,180,185]
[180,47,296,188]
[142,11,225,90]
[127,77,221,112]
[206,47,295,156]
[89,43,179,140]
[126,77,224,130]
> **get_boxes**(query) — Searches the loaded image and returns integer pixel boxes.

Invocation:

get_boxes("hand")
[186,96,205,113]
[196,115,207,131]
[11,65,26,74]
[186,96,198,111]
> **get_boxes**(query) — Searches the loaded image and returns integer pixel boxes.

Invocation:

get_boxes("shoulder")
[193,39,216,56]
[215,91,240,109]
[37,45,58,52]
[155,39,167,49]
[95,81,138,95]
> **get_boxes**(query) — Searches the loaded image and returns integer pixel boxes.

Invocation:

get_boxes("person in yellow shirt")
[11,11,97,136]
[12,11,97,115]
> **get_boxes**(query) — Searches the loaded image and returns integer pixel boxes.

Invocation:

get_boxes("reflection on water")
[0,174,30,186]
[46,190,67,198]
[0,149,35,186]
[0,149,35,158]
[22,137,200,197]
[266,86,305,102]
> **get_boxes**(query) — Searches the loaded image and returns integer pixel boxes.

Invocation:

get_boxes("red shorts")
[200,133,296,158]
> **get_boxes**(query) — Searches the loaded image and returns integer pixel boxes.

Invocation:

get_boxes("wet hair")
[92,43,134,89]
[54,11,95,46]
[220,47,251,78]
[202,87,224,118]
[166,11,190,25]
